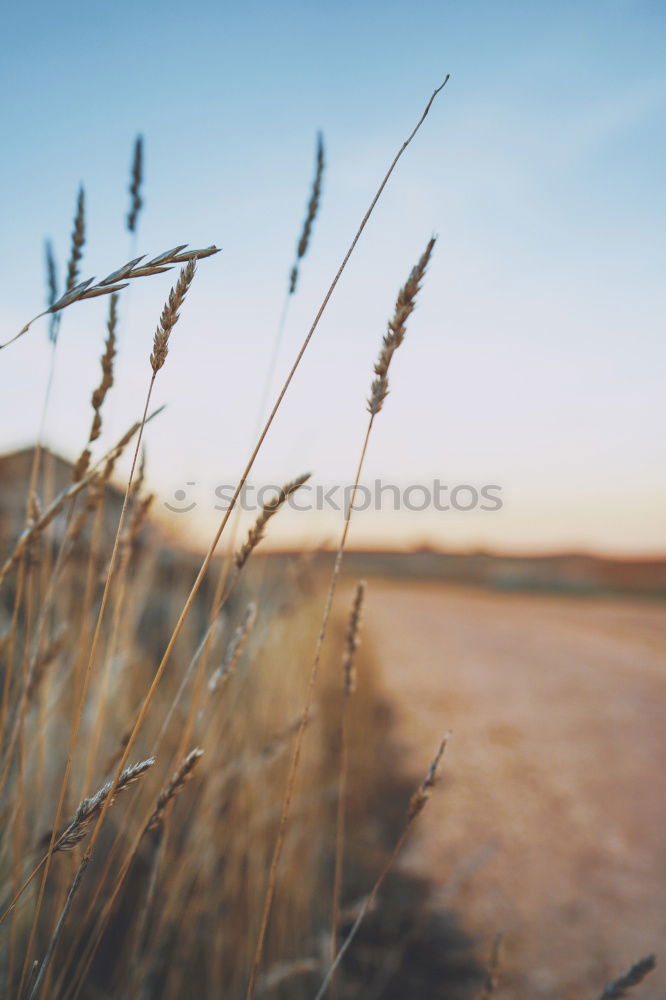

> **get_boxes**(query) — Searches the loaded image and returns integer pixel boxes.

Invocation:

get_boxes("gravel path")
[361,579,666,998]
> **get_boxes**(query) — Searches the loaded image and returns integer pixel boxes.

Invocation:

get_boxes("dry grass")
[235,475,311,571]
[3,524,462,999]
[0,77,654,1000]
[65,187,86,295]
[0,244,219,350]
[150,259,197,373]
[0,83,470,1000]
[330,582,365,1000]
[73,292,118,482]
[245,235,437,999]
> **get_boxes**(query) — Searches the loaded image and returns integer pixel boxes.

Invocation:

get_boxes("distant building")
[0,446,127,560]
[0,446,224,652]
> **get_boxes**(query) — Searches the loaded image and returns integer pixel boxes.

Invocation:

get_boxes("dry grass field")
[0,475,486,999]
[355,578,666,998]
[0,97,489,996]
[1,78,660,999]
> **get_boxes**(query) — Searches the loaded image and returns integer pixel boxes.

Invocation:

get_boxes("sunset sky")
[1,0,665,555]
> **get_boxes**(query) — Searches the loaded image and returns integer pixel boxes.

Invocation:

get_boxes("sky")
[0,0,665,555]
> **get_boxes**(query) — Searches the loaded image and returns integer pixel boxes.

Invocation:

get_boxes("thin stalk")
[330,705,349,1000]
[247,223,437,995]
[331,580,364,999]
[245,421,373,998]
[313,737,449,1000]
[128,833,165,990]
[81,78,449,883]
[0,556,26,752]
[255,291,291,429]
[28,856,89,1000]
[314,831,410,1000]
[79,530,135,793]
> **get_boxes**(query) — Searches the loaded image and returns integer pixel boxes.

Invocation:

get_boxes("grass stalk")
[246,235,436,998]
[15,264,197,995]
[330,580,365,1000]
[313,737,449,1000]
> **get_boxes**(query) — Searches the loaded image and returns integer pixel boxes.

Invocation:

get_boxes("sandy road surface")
[360,579,666,998]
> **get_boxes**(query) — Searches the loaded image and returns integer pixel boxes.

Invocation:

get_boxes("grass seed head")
[368,236,436,416]
[65,186,86,293]
[147,749,204,832]
[235,473,311,569]
[342,581,366,694]
[289,132,325,294]
[407,733,448,822]
[150,259,197,373]
[51,758,155,852]
[127,135,144,233]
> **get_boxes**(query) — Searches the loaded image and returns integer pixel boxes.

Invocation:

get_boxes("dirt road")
[361,580,666,998]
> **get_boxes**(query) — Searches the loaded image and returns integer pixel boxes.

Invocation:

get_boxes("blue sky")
[1,0,665,554]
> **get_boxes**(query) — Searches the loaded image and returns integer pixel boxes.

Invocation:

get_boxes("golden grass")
[331,582,365,1000]
[1,77,649,1000]
[0,83,456,999]
[245,235,438,998]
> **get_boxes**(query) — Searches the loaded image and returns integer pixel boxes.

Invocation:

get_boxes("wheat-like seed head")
[44,240,59,344]
[208,603,257,693]
[42,186,85,346]
[127,135,144,234]
[147,749,204,832]
[368,236,436,416]
[235,473,311,569]
[52,758,155,852]
[342,581,366,694]
[289,132,325,294]
[45,241,58,308]
[150,259,197,373]
[73,293,119,481]
[406,733,449,822]
[4,245,220,350]
[66,186,86,293]
[91,293,118,433]
[597,955,656,1000]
